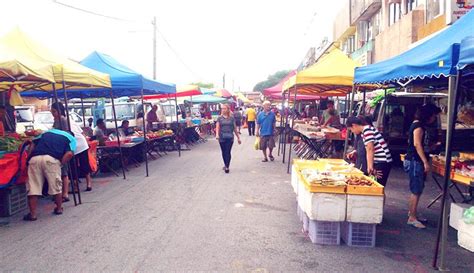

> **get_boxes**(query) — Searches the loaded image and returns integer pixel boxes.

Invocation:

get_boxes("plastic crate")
[308,220,341,245]
[0,184,28,217]
[341,222,376,247]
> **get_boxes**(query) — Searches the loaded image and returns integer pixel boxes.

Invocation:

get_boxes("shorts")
[260,135,275,150]
[71,149,92,178]
[235,120,242,126]
[27,155,63,196]
[403,160,425,195]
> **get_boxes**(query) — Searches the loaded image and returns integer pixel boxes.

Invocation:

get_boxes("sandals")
[407,212,428,223]
[269,155,275,161]
[85,187,92,192]
[63,197,70,203]
[23,213,37,221]
[262,158,268,162]
[407,219,426,229]
[53,208,63,215]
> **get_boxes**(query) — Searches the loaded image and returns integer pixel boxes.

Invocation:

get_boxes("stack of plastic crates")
[308,220,341,245]
[0,184,27,217]
[341,222,376,247]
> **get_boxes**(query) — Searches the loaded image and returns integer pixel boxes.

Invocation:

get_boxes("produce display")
[133,129,174,139]
[0,136,23,152]
[346,175,374,186]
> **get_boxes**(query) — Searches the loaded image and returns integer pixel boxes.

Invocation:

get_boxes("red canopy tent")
[144,84,202,100]
[263,70,297,97]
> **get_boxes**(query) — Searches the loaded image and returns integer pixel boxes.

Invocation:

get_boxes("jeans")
[219,139,234,168]
[247,121,255,136]
[403,160,425,195]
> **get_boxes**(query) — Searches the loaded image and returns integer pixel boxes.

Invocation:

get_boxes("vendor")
[118,120,134,137]
[94,118,108,146]
[321,100,341,128]
[346,115,373,174]
[404,104,441,229]
[146,104,160,131]
[23,129,76,221]
[346,116,392,186]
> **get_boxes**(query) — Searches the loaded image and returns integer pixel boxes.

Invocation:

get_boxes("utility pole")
[152,16,157,80]
[223,73,226,88]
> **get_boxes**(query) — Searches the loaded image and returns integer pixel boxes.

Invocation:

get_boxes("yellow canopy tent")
[0,28,110,93]
[282,48,360,96]
[236,92,250,103]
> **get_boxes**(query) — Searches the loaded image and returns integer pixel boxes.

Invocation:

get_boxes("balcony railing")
[350,0,382,24]
[350,39,374,61]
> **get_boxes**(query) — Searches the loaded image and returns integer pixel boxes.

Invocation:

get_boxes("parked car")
[33,111,83,131]
[356,92,474,162]
[14,105,35,133]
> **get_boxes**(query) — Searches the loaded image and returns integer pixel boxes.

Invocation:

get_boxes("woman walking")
[216,104,241,173]
[404,104,441,229]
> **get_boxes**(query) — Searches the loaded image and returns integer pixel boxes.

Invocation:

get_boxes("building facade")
[333,0,473,65]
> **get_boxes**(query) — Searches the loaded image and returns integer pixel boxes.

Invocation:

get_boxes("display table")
[97,141,144,176]
[293,125,344,159]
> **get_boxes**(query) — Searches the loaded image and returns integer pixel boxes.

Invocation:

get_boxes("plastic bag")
[254,137,260,150]
[463,206,474,224]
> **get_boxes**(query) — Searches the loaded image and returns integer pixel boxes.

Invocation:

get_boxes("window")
[389,2,401,26]
[406,0,419,13]
[105,104,135,121]
[426,0,444,22]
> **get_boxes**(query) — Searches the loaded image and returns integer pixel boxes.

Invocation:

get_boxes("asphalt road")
[0,134,473,272]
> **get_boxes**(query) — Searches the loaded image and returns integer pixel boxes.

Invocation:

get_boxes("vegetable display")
[0,136,23,152]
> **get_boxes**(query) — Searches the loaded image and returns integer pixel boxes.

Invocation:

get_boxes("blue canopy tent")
[458,36,474,73]
[24,52,178,178]
[22,51,176,98]
[185,94,228,104]
[353,10,474,271]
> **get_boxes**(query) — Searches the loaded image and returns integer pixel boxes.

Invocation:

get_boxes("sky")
[0,0,344,92]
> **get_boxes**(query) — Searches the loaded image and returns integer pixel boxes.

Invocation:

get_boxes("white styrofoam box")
[346,194,384,224]
[450,203,472,230]
[458,220,474,252]
[297,179,308,211]
[304,192,347,222]
[291,165,299,194]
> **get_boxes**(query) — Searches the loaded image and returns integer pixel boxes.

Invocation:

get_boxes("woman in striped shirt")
[346,116,392,186]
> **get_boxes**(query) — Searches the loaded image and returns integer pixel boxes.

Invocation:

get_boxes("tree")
[191,82,214,89]
[253,70,291,92]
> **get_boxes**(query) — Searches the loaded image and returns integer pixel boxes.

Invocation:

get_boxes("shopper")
[51,102,72,202]
[216,104,241,173]
[346,116,392,186]
[256,101,276,162]
[234,107,243,133]
[404,104,441,229]
[346,115,373,174]
[23,129,76,221]
[245,105,257,136]
[70,122,93,192]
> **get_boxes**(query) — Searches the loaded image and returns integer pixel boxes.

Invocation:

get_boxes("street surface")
[0,134,473,272]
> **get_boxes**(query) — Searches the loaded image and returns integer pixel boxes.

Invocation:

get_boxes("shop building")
[333,0,473,64]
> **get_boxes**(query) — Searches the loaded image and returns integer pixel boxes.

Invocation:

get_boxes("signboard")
[446,0,474,24]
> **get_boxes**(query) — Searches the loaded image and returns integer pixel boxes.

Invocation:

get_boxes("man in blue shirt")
[23,129,76,221]
[256,101,276,162]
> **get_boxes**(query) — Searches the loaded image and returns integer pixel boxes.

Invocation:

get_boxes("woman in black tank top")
[405,104,441,229]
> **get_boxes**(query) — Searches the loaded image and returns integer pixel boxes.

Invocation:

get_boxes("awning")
[215,88,233,98]
[144,84,202,100]
[0,28,111,92]
[354,9,474,85]
[236,92,250,103]
[185,94,228,104]
[22,51,176,98]
[201,88,216,95]
[458,36,474,70]
[263,70,297,97]
[283,49,359,96]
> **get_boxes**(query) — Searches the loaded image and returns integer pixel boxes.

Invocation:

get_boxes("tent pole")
[343,85,357,157]
[80,95,86,128]
[60,80,82,206]
[362,89,366,115]
[109,90,127,180]
[278,96,285,156]
[287,86,298,173]
[433,75,459,270]
[140,89,149,177]
[174,93,179,122]
[282,90,289,164]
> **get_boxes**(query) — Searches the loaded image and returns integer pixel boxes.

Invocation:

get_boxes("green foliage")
[253,70,291,92]
[191,82,214,89]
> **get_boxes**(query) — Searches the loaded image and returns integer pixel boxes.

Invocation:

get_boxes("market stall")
[281,48,361,173]
[292,159,383,246]
[354,9,474,267]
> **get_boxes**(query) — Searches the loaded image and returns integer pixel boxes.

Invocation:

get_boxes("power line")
[51,0,201,80]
